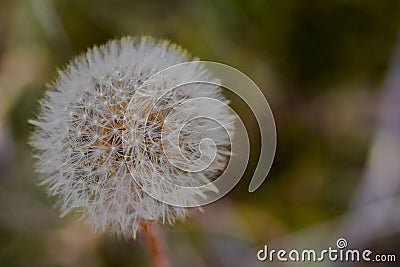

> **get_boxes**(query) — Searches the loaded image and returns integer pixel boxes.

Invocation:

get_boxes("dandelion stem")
[141,220,171,267]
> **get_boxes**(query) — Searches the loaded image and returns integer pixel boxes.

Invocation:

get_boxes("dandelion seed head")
[29,37,234,238]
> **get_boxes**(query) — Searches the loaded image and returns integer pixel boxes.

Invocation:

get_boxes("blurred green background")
[1,0,400,266]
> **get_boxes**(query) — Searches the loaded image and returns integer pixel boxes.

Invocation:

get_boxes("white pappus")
[29,36,234,238]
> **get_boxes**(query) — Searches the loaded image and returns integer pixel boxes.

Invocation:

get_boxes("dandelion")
[29,36,233,265]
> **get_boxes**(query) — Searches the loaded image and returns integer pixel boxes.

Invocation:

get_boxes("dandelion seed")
[29,36,233,238]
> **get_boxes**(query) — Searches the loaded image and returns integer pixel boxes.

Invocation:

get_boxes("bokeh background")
[1,0,400,266]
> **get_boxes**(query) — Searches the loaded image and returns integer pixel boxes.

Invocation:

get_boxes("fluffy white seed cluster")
[30,37,234,238]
